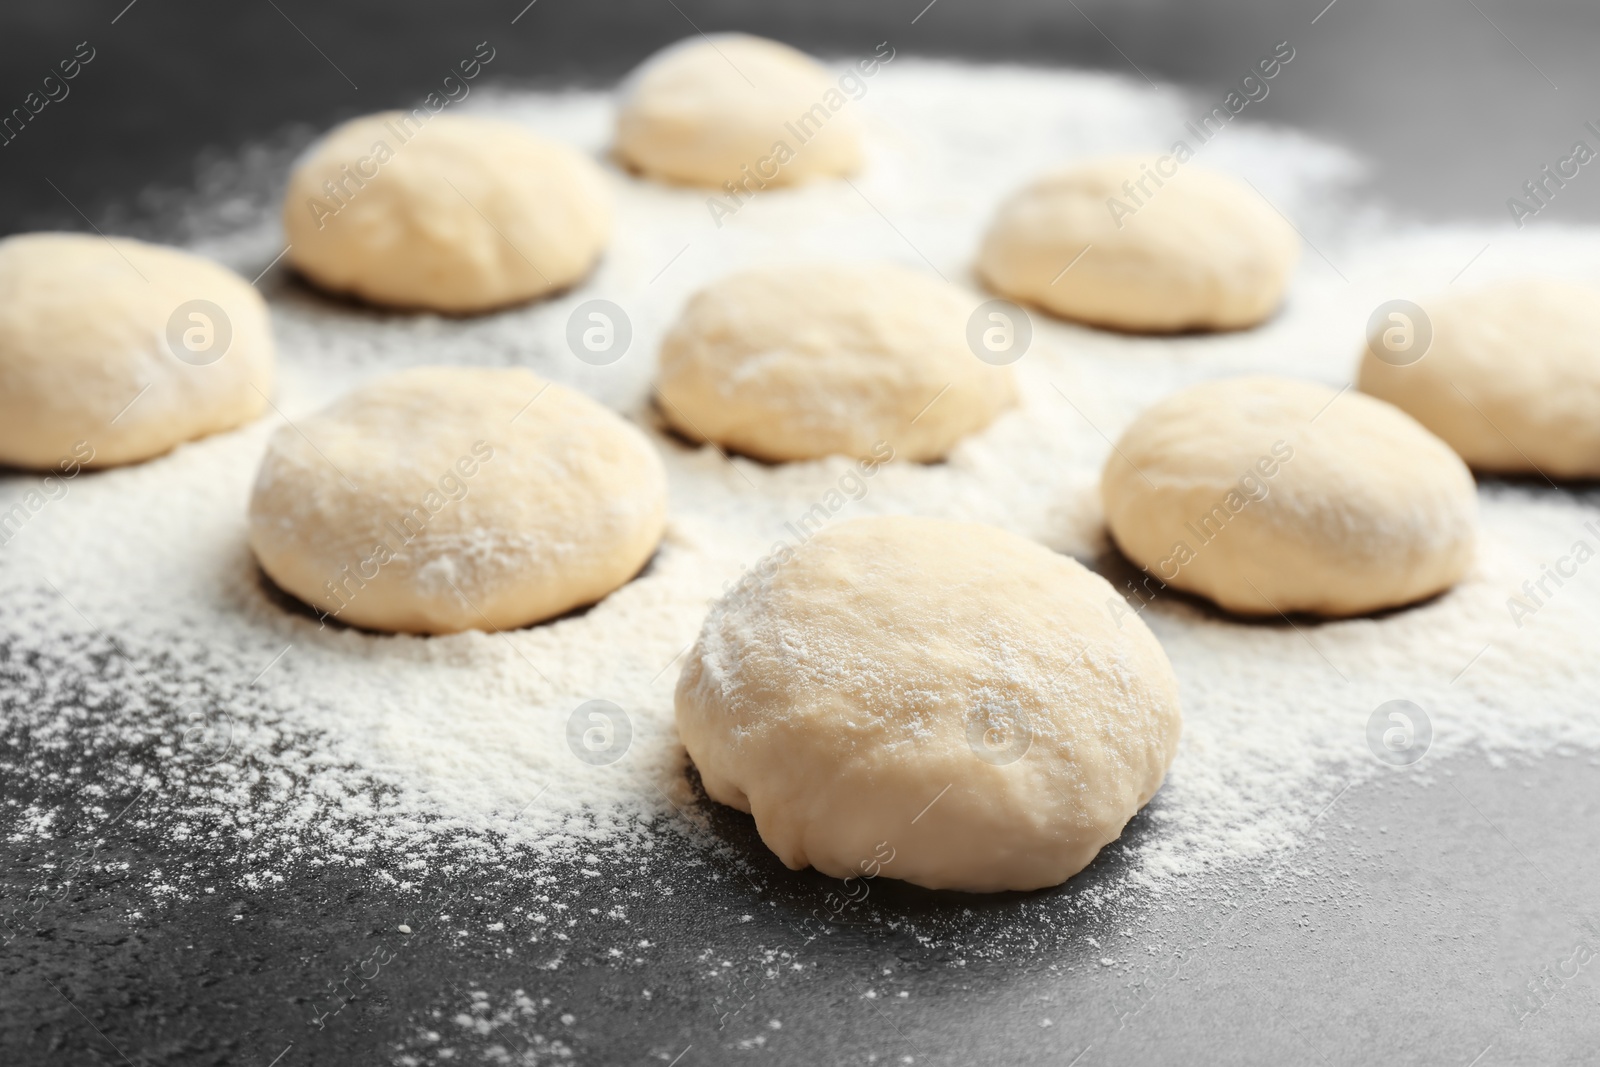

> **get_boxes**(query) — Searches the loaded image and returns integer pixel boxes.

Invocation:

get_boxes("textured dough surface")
[674,515,1183,893]
[248,366,666,634]
[977,156,1300,333]
[615,34,862,188]
[656,263,1016,462]
[0,232,274,469]
[1102,376,1477,617]
[1358,278,1600,479]
[283,112,611,313]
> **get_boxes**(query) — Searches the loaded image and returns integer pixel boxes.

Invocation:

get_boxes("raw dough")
[283,112,611,313]
[1101,376,1476,617]
[675,515,1182,893]
[248,366,666,634]
[977,156,1300,333]
[1357,278,1600,478]
[0,232,274,470]
[615,34,862,188]
[655,263,1016,462]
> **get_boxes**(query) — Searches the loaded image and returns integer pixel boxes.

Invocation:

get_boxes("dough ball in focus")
[675,515,1183,893]
[0,232,274,469]
[615,34,862,188]
[1357,279,1600,479]
[248,366,666,634]
[655,263,1017,462]
[1101,376,1476,617]
[283,112,611,313]
[977,156,1300,333]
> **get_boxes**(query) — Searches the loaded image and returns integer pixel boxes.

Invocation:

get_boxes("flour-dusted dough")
[615,34,862,188]
[675,515,1182,893]
[283,112,611,313]
[1358,279,1600,479]
[977,157,1300,333]
[655,263,1016,462]
[1102,376,1476,617]
[0,232,274,470]
[248,367,666,634]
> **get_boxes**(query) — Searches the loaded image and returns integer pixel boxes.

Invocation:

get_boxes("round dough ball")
[615,34,862,188]
[1101,376,1476,617]
[977,156,1300,333]
[248,366,666,634]
[1358,279,1600,478]
[656,263,1016,462]
[675,515,1182,893]
[0,232,274,470]
[283,112,611,313]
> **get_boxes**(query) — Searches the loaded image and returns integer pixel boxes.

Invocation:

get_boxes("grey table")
[3,2,1599,1064]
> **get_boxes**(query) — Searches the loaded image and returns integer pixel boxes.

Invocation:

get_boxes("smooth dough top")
[1357,278,1600,479]
[1101,376,1477,617]
[0,232,274,470]
[248,366,667,634]
[675,515,1183,893]
[283,112,611,313]
[977,156,1301,333]
[615,34,862,187]
[655,263,1017,463]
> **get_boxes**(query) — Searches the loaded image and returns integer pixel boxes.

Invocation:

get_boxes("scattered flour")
[4,60,1600,912]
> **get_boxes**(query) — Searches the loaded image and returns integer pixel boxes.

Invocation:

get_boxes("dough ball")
[0,232,274,470]
[1358,279,1600,479]
[248,367,666,634]
[615,34,862,188]
[656,263,1016,462]
[977,156,1300,333]
[1101,376,1476,617]
[675,515,1182,893]
[283,112,611,313]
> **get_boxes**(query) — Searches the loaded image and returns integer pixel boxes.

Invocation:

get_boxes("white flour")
[4,60,1600,916]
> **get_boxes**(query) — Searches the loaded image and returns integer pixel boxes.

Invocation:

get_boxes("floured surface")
[4,61,1600,932]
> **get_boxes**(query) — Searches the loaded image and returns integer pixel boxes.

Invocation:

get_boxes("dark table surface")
[5,0,1600,232]
[4,2,1600,1065]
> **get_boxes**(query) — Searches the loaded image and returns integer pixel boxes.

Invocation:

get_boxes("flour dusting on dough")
[4,62,1600,921]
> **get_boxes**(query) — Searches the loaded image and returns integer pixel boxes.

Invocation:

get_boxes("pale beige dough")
[977,156,1300,333]
[655,263,1016,462]
[1101,376,1477,617]
[283,112,611,313]
[1357,278,1600,479]
[615,34,862,188]
[0,232,274,469]
[675,515,1183,893]
[248,367,666,634]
